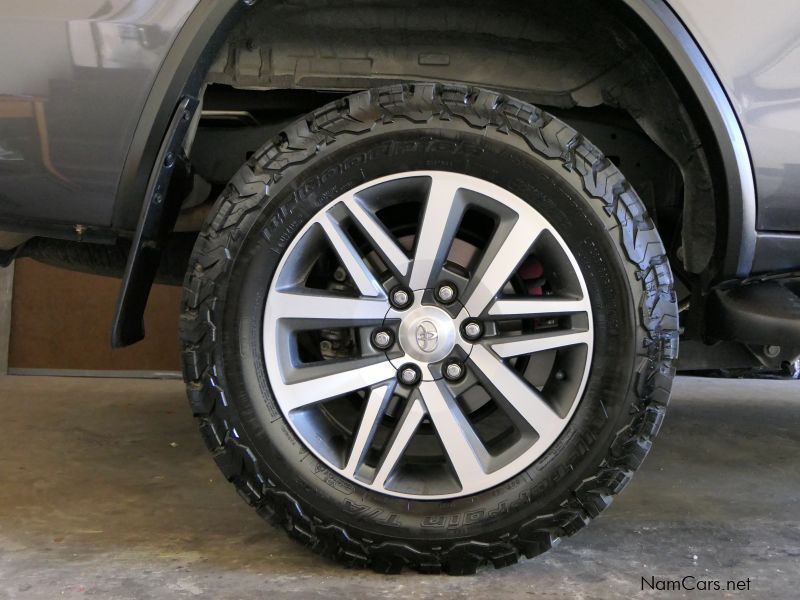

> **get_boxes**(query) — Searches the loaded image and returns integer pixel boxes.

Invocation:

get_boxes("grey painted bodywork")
[0,0,798,272]
[668,0,800,232]
[0,0,196,228]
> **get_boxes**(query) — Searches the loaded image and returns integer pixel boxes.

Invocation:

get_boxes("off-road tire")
[179,83,678,575]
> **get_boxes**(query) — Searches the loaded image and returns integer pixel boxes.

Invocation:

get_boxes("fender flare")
[112,0,246,347]
[111,0,757,346]
[619,0,756,278]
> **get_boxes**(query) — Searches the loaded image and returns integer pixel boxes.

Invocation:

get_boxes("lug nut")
[444,361,465,382]
[390,287,412,309]
[371,329,394,350]
[333,267,347,282]
[436,283,457,304]
[462,320,483,341]
[398,364,421,386]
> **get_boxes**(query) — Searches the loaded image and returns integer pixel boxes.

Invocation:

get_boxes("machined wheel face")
[263,171,594,499]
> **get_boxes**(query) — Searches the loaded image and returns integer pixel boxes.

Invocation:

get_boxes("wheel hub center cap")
[398,305,455,363]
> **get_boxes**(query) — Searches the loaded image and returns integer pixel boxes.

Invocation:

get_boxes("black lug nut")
[435,283,457,304]
[397,364,421,386]
[443,360,465,382]
[461,319,484,341]
[371,329,394,350]
[390,286,413,310]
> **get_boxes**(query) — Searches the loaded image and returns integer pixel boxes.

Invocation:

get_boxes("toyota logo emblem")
[415,320,439,352]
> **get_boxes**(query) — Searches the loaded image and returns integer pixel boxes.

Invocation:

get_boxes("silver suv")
[1,0,798,574]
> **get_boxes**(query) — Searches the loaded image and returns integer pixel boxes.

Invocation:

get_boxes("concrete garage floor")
[0,376,798,599]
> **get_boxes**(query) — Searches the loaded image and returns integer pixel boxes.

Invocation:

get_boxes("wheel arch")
[112,0,244,347]
[111,0,755,346]
[617,0,756,278]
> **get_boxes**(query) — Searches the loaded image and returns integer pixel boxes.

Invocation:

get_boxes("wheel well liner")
[111,0,755,346]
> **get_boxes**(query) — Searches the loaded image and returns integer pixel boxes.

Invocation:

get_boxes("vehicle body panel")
[668,0,800,232]
[0,0,798,272]
[0,0,196,229]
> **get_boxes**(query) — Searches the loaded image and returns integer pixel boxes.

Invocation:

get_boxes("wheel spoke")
[419,379,488,486]
[270,290,388,324]
[408,175,465,289]
[320,212,384,297]
[469,344,563,436]
[343,384,394,477]
[372,394,426,488]
[488,297,590,318]
[345,198,411,279]
[490,329,592,359]
[278,358,397,411]
[463,220,545,316]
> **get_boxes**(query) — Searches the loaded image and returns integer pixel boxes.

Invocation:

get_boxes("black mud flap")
[111,97,198,347]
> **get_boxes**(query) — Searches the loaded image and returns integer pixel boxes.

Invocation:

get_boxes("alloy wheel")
[263,171,593,499]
